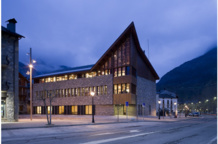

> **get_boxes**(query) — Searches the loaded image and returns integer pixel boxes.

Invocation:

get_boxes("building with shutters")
[32,22,159,116]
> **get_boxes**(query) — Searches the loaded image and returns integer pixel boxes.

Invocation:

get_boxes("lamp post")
[158,100,161,119]
[90,91,95,123]
[174,102,177,118]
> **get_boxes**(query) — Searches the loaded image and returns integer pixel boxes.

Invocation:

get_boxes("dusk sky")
[2,0,217,79]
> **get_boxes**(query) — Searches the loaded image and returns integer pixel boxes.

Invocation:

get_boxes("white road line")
[81,131,155,144]
[129,130,140,133]
[207,136,217,144]
[92,133,113,136]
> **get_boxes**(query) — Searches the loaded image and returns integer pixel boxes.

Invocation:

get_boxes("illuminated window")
[114,68,117,77]
[105,61,108,69]
[105,70,108,75]
[85,73,89,78]
[59,106,64,114]
[85,105,92,115]
[69,74,77,80]
[114,84,117,94]
[68,89,71,97]
[118,67,122,76]
[118,84,121,94]
[104,85,107,95]
[65,89,68,97]
[53,77,56,82]
[122,84,126,93]
[118,47,122,66]
[50,77,53,82]
[92,72,97,77]
[71,88,74,96]
[100,86,103,95]
[126,84,130,93]
[101,70,104,75]
[47,106,52,114]
[98,70,101,76]
[82,88,85,96]
[93,86,96,93]
[85,87,89,96]
[40,79,45,83]
[37,106,41,114]
[62,89,64,97]
[97,86,100,95]
[122,67,125,76]
[72,106,78,115]
[76,88,78,96]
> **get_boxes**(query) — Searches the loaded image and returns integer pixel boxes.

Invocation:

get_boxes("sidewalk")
[1,114,195,130]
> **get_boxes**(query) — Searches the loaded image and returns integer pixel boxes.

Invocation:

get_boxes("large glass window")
[126,66,130,75]
[68,89,71,97]
[72,106,78,115]
[37,106,41,114]
[118,68,122,77]
[126,84,130,93]
[76,88,79,96]
[104,85,107,95]
[65,89,68,97]
[122,67,125,76]
[85,87,89,96]
[114,68,117,77]
[69,74,77,80]
[118,84,121,94]
[82,88,85,96]
[47,106,52,114]
[100,86,103,95]
[85,105,92,115]
[71,88,74,96]
[114,84,117,94]
[59,106,64,114]
[122,84,126,93]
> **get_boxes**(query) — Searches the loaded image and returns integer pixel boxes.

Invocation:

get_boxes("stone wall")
[1,33,19,122]
[136,76,156,116]
[33,75,113,106]
[96,105,114,115]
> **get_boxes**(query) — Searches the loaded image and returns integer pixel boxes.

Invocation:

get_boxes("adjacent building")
[19,73,30,114]
[156,90,178,116]
[1,18,24,121]
[33,22,159,116]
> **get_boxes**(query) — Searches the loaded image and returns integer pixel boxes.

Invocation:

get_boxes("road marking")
[81,131,155,144]
[129,130,140,133]
[207,136,217,144]
[92,133,113,136]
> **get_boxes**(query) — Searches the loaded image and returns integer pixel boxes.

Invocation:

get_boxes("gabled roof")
[2,26,24,38]
[33,64,94,78]
[91,22,159,80]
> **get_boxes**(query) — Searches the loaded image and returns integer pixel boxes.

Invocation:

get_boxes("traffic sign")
[125,101,129,106]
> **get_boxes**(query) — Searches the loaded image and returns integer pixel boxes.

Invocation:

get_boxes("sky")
[1,0,217,79]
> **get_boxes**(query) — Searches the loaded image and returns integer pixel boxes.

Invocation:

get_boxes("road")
[2,115,217,144]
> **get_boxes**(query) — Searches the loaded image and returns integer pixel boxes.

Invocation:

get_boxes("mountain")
[19,62,42,78]
[157,48,217,103]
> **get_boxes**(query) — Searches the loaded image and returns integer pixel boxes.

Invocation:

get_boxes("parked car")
[188,113,193,116]
[193,112,200,117]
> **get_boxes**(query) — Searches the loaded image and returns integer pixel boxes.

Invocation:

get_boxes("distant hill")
[157,48,217,103]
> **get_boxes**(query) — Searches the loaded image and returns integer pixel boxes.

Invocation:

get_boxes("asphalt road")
[2,115,217,144]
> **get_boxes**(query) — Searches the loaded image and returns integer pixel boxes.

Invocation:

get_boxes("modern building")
[1,18,24,121]
[19,73,30,114]
[33,22,159,116]
[156,90,178,116]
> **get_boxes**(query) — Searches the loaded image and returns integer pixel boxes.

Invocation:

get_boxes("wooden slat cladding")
[113,93,136,104]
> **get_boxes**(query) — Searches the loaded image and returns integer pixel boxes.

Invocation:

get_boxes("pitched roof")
[33,64,94,78]
[2,26,24,38]
[91,22,159,80]
[157,90,178,99]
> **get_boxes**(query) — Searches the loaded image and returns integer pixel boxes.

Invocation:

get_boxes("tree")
[39,89,57,125]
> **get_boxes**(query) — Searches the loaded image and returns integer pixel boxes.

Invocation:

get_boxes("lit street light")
[158,100,161,119]
[90,91,95,123]
[174,102,177,118]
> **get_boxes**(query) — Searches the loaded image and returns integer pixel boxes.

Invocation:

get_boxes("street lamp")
[90,91,95,123]
[158,100,161,119]
[174,102,177,118]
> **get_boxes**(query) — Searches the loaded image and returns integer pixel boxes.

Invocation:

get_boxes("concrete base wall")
[96,105,114,115]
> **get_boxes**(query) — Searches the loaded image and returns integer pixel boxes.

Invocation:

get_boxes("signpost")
[142,103,145,120]
[126,102,129,120]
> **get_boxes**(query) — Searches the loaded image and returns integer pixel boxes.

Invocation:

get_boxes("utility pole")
[29,48,33,121]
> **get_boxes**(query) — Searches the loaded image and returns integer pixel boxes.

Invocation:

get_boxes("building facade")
[33,22,159,116]
[156,90,178,116]
[19,73,30,114]
[1,18,24,121]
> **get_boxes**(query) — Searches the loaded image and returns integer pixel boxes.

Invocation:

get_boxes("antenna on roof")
[147,39,149,59]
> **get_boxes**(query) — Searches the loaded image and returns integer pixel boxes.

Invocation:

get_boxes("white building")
[156,90,178,116]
